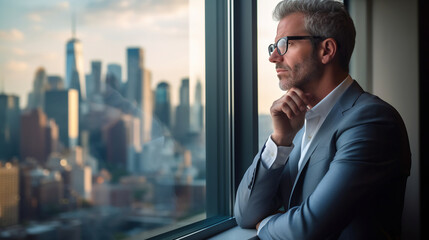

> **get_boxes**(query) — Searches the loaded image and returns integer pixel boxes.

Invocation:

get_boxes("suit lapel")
[288,129,303,182]
[287,80,364,208]
[288,115,336,208]
[296,106,340,175]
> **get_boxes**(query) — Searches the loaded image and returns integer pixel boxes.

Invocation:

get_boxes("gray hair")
[273,0,356,71]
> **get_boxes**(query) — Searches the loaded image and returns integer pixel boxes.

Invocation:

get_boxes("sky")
[0,0,204,109]
[257,0,286,114]
[0,0,282,114]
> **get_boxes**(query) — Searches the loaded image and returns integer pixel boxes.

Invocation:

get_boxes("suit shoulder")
[347,92,403,122]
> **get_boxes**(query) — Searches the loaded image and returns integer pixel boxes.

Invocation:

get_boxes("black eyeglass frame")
[268,36,324,56]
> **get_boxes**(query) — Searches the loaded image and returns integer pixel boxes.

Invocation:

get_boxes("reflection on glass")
[0,0,206,239]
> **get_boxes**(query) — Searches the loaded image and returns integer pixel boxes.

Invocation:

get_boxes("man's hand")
[270,88,310,146]
[256,221,261,231]
[256,210,286,231]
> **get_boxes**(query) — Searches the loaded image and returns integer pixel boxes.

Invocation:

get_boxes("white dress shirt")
[257,75,354,235]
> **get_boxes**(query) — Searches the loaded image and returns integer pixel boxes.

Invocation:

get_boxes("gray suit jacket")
[234,81,411,239]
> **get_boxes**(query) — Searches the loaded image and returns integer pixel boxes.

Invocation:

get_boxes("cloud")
[12,48,26,56]
[5,60,28,71]
[0,29,25,41]
[86,0,187,14]
[0,47,26,57]
[24,1,70,27]
[41,52,59,61]
[32,1,70,13]
[32,25,43,31]
[57,1,70,10]
[27,13,43,22]
[82,0,188,30]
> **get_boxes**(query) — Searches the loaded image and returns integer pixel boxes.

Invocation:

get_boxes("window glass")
[257,0,283,149]
[0,0,206,238]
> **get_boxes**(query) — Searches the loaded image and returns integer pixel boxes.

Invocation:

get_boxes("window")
[1,0,260,239]
[257,0,284,148]
[0,0,222,238]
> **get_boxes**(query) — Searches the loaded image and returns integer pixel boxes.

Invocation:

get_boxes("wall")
[371,0,420,239]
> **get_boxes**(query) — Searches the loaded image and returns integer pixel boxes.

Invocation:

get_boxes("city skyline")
[0,0,205,110]
[0,46,208,238]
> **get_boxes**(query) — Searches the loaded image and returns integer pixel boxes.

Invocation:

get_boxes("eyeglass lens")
[269,38,287,56]
[277,38,287,55]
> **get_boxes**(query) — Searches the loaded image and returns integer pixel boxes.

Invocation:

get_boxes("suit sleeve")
[258,103,411,239]
[234,146,288,228]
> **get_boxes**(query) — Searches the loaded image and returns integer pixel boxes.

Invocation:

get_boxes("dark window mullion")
[233,0,259,193]
[206,0,233,218]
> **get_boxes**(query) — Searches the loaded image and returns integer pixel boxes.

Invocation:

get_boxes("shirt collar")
[305,75,354,121]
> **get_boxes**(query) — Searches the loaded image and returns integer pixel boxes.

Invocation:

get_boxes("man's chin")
[278,79,291,91]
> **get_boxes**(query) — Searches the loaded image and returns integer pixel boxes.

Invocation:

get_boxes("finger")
[280,98,299,119]
[270,101,291,119]
[270,98,287,116]
[287,90,308,112]
[289,88,311,107]
[271,89,308,118]
[271,93,292,112]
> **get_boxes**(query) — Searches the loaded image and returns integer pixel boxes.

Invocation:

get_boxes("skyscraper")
[180,78,190,107]
[85,73,93,100]
[91,60,102,96]
[190,80,204,134]
[20,109,51,165]
[47,75,64,90]
[126,48,152,142]
[45,119,60,155]
[0,94,20,161]
[0,162,19,227]
[103,117,128,168]
[44,89,79,149]
[27,67,48,110]
[141,69,153,143]
[154,82,171,128]
[69,147,92,200]
[175,78,190,141]
[126,48,144,106]
[66,38,86,101]
[106,63,122,92]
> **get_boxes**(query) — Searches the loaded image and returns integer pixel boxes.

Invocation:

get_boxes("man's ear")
[319,38,337,65]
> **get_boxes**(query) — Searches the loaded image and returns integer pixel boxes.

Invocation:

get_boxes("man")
[234,0,411,239]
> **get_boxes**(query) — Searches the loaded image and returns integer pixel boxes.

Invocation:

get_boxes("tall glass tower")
[66,38,86,101]
[190,80,203,133]
[91,60,102,95]
[27,67,47,110]
[126,48,144,106]
[154,82,171,128]
[175,78,190,141]
[106,63,122,91]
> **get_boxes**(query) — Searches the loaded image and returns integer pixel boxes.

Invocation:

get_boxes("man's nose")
[269,49,282,63]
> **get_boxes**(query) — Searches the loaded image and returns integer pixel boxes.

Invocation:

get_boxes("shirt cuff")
[257,213,282,236]
[261,135,294,169]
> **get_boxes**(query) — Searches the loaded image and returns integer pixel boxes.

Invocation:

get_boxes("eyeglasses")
[268,36,324,56]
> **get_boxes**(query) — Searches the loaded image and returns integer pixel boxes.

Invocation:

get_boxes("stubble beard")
[277,54,322,92]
